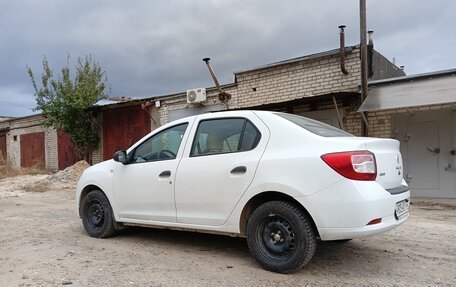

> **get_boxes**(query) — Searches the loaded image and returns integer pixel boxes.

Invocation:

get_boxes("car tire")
[81,190,117,238]
[246,201,317,273]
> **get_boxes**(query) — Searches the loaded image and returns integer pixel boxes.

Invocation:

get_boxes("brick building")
[0,114,79,170]
[361,69,456,198]
[149,46,403,134]
[2,44,455,199]
[1,45,401,170]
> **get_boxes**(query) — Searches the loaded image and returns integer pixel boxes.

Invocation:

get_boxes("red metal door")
[20,132,45,168]
[0,133,6,165]
[57,131,82,170]
[102,105,151,160]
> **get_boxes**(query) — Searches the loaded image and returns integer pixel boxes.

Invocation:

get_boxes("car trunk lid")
[363,138,404,190]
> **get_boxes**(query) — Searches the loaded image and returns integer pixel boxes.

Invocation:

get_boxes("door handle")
[159,170,171,177]
[405,174,412,183]
[426,146,440,154]
[231,166,247,174]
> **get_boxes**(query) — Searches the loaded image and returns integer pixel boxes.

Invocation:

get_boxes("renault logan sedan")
[76,110,409,273]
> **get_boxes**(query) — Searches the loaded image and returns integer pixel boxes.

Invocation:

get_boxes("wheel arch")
[239,191,320,238]
[78,184,104,216]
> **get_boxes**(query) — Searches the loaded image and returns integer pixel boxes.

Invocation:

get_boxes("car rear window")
[275,112,353,137]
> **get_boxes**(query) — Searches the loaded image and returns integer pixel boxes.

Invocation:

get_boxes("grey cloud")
[0,0,455,116]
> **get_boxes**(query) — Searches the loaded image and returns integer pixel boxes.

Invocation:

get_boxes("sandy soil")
[0,168,455,286]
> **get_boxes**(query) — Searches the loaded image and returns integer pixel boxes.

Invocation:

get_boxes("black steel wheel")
[246,201,316,273]
[81,190,116,238]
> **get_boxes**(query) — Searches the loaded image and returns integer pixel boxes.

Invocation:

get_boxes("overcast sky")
[1,0,455,117]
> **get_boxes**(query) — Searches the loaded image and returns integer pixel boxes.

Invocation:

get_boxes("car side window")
[131,123,188,163]
[191,118,261,156]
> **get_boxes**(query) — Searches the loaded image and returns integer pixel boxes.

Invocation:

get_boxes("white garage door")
[393,110,456,198]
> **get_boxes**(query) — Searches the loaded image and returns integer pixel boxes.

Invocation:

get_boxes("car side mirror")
[113,150,128,165]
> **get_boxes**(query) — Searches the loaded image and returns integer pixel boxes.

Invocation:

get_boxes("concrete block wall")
[367,103,455,138]
[92,112,104,164]
[156,85,239,125]
[45,129,58,170]
[235,47,361,108]
[0,115,58,170]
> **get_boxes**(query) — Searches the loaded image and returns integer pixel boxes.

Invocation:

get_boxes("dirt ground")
[0,166,455,287]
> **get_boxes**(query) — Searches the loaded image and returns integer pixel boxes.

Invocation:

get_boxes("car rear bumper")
[317,213,408,240]
[294,179,410,241]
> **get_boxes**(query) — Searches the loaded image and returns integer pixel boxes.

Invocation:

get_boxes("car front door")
[113,122,190,223]
[174,113,269,226]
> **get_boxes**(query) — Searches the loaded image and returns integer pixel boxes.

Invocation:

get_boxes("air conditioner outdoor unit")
[186,88,206,103]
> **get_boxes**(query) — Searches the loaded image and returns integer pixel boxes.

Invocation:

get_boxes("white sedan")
[76,110,410,273]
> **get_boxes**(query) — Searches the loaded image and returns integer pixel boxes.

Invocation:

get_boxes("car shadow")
[115,227,393,274]
[118,226,251,258]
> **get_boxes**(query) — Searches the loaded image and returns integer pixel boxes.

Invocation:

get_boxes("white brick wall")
[0,115,58,170]
[367,103,456,138]
[92,112,104,164]
[235,48,361,108]
[45,128,58,170]
[156,85,239,125]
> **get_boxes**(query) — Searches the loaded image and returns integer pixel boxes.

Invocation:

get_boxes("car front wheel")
[81,190,116,238]
[246,201,317,273]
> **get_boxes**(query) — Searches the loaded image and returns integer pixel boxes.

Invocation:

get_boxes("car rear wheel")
[81,190,116,238]
[246,201,316,273]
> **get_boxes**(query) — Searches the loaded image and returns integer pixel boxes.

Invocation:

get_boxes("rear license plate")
[395,199,410,220]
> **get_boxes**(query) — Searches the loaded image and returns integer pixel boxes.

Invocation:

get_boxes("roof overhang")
[359,71,456,112]
[236,92,358,111]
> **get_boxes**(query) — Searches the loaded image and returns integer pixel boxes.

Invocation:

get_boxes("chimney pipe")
[360,0,369,136]
[392,57,396,66]
[338,25,349,75]
[367,30,374,78]
[202,58,232,102]
[367,30,374,45]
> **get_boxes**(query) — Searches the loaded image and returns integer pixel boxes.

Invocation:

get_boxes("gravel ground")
[0,173,455,287]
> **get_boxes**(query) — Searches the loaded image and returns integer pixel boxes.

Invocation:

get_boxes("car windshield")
[275,112,353,137]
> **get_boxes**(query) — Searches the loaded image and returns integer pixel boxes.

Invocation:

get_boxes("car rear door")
[174,112,269,226]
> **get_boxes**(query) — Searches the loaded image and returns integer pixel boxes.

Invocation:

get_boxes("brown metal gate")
[0,133,6,165]
[102,105,151,160]
[57,131,82,170]
[20,132,45,168]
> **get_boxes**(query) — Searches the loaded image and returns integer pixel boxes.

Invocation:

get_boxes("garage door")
[102,105,151,160]
[20,132,45,168]
[58,131,82,170]
[393,110,456,198]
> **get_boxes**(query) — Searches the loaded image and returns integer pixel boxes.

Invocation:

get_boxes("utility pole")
[360,0,369,136]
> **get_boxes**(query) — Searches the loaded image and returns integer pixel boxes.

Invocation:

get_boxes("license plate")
[395,199,410,220]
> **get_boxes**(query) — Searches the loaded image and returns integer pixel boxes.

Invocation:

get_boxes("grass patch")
[0,163,51,179]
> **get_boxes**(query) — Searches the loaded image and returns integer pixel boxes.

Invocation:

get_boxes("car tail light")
[321,151,377,181]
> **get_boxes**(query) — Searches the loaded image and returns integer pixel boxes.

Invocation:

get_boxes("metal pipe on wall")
[202,58,232,103]
[332,96,345,130]
[360,0,369,136]
[339,25,349,75]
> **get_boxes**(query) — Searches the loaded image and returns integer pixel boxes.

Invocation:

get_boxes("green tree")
[27,55,108,164]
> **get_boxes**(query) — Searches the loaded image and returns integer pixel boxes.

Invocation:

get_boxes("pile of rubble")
[47,160,90,185]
